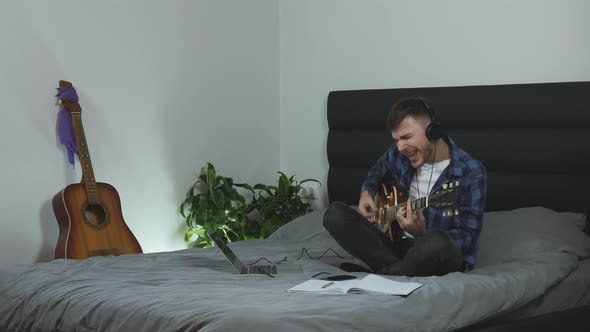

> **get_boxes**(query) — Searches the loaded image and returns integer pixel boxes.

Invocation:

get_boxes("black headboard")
[327,81,590,234]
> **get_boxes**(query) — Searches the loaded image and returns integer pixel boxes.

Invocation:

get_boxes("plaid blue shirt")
[361,137,487,271]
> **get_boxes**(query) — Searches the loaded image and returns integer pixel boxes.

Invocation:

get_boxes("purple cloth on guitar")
[57,87,79,166]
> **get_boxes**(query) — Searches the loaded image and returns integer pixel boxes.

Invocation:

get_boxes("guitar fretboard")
[71,112,100,204]
[384,196,428,221]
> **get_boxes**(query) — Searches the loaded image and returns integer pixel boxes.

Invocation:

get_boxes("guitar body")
[373,181,460,242]
[374,184,407,242]
[52,182,143,259]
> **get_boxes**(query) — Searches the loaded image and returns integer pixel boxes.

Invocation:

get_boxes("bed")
[2,81,590,331]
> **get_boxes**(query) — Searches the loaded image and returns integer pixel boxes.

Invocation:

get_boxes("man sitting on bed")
[323,97,487,276]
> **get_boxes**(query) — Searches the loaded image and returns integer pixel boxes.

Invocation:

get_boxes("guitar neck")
[384,196,428,222]
[71,112,100,204]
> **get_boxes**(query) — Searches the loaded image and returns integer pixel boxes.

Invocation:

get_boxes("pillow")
[267,208,328,241]
[476,207,590,269]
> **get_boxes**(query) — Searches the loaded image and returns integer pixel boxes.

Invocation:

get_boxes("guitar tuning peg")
[449,182,454,188]
[455,181,460,187]
[57,99,63,105]
[455,209,459,215]
[442,183,448,190]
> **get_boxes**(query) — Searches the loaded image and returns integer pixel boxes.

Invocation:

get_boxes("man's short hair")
[386,97,434,132]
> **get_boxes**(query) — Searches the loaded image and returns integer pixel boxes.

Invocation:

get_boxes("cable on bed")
[294,248,353,260]
[247,247,353,266]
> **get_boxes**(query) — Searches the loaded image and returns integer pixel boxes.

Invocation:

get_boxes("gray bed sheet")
[489,257,590,322]
[1,207,589,332]
[0,265,29,293]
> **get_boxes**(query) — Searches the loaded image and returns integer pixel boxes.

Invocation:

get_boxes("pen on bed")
[322,281,334,288]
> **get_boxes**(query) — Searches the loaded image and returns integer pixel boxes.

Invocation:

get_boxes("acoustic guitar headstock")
[58,80,81,113]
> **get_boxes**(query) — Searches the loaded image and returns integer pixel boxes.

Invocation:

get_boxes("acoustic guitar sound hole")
[83,203,110,229]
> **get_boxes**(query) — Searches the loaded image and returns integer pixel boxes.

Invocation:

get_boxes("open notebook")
[287,274,423,295]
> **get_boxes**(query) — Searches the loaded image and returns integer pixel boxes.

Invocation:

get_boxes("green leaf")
[235,182,255,193]
[184,228,205,242]
[209,190,220,207]
[179,202,187,218]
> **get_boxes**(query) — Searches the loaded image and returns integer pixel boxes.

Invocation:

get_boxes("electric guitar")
[374,181,461,241]
[52,80,143,259]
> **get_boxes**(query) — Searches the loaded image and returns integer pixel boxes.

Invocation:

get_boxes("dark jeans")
[323,201,463,277]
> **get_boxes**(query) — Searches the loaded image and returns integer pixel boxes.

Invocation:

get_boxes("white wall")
[279,0,590,208]
[0,0,279,266]
[3,0,590,267]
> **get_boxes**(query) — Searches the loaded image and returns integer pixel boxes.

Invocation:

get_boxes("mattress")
[1,207,589,332]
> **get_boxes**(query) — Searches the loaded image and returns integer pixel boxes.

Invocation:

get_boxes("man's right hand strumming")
[359,190,378,222]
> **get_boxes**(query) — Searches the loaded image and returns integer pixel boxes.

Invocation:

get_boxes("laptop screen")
[207,229,246,273]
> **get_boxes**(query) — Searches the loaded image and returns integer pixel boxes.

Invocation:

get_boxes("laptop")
[207,229,302,274]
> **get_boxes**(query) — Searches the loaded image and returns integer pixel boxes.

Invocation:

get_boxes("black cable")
[247,257,276,265]
[248,247,353,266]
[295,247,353,260]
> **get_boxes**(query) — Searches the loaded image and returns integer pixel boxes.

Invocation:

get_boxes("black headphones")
[422,99,444,141]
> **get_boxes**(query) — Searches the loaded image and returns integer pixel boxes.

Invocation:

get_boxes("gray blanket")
[1,207,589,332]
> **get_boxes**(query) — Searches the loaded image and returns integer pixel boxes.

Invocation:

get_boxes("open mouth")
[407,150,419,162]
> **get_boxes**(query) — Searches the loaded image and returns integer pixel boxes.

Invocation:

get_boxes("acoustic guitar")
[52,80,142,259]
[374,181,461,241]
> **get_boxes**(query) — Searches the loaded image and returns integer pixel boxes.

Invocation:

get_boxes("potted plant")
[180,163,320,247]
[180,162,256,247]
[250,172,320,238]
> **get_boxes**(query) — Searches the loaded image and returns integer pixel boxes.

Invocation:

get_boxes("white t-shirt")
[409,159,451,200]
[404,159,450,238]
